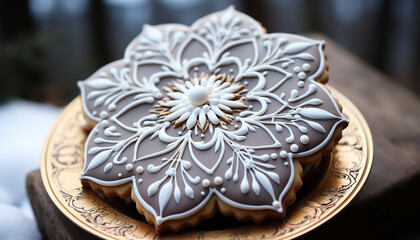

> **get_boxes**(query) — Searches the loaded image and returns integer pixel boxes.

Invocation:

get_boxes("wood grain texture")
[27,33,420,239]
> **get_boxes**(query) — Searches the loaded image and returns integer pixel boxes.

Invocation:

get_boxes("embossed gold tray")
[41,88,373,239]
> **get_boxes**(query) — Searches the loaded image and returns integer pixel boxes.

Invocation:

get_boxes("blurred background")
[0,0,419,105]
[0,1,418,238]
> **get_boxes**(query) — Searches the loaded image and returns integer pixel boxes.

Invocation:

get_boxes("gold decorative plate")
[41,88,373,239]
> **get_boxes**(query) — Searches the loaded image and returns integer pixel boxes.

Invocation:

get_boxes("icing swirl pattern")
[78,7,347,225]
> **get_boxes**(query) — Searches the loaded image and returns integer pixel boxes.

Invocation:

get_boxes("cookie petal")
[212,146,293,212]
[124,24,190,61]
[80,115,164,182]
[79,60,161,123]
[191,6,265,42]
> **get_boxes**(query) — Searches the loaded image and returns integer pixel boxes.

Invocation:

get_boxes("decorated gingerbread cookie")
[78,7,347,232]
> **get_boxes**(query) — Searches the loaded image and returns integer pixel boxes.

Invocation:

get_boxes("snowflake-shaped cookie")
[78,7,347,229]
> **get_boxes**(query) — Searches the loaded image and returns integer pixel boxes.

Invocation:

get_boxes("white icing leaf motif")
[159,180,174,214]
[299,108,339,120]
[104,162,113,173]
[148,178,164,197]
[144,24,163,43]
[283,42,313,55]
[86,78,118,89]
[251,174,260,196]
[184,183,194,199]
[174,182,181,204]
[240,175,250,194]
[254,170,275,199]
[293,53,316,61]
[86,149,113,171]
[301,119,326,133]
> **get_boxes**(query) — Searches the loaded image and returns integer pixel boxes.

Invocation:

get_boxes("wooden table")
[27,34,420,239]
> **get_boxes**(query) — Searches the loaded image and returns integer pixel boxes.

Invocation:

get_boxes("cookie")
[78,7,348,233]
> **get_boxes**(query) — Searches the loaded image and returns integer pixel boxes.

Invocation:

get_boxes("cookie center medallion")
[153,73,246,132]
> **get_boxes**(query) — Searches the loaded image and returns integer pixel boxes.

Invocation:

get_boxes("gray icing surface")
[78,7,347,224]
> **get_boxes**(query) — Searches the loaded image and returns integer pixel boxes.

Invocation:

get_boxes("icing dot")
[300,135,310,145]
[229,68,234,73]
[214,176,223,186]
[178,131,183,135]
[284,162,289,167]
[272,201,281,209]
[100,111,108,119]
[187,85,209,106]
[298,72,306,80]
[118,173,122,178]
[249,105,253,110]
[280,150,288,159]
[293,66,301,73]
[138,179,143,184]
[201,191,206,196]
[136,166,144,174]
[221,188,226,193]
[201,134,205,138]
[282,62,289,68]
[302,63,311,71]
[194,66,199,71]
[298,81,305,88]
[290,144,299,152]
[234,124,239,129]
[270,153,278,159]
[92,111,97,116]
[101,120,109,128]
[202,179,210,188]
[126,164,133,171]
[244,81,248,85]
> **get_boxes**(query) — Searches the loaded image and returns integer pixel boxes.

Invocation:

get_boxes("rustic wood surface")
[27,33,420,239]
